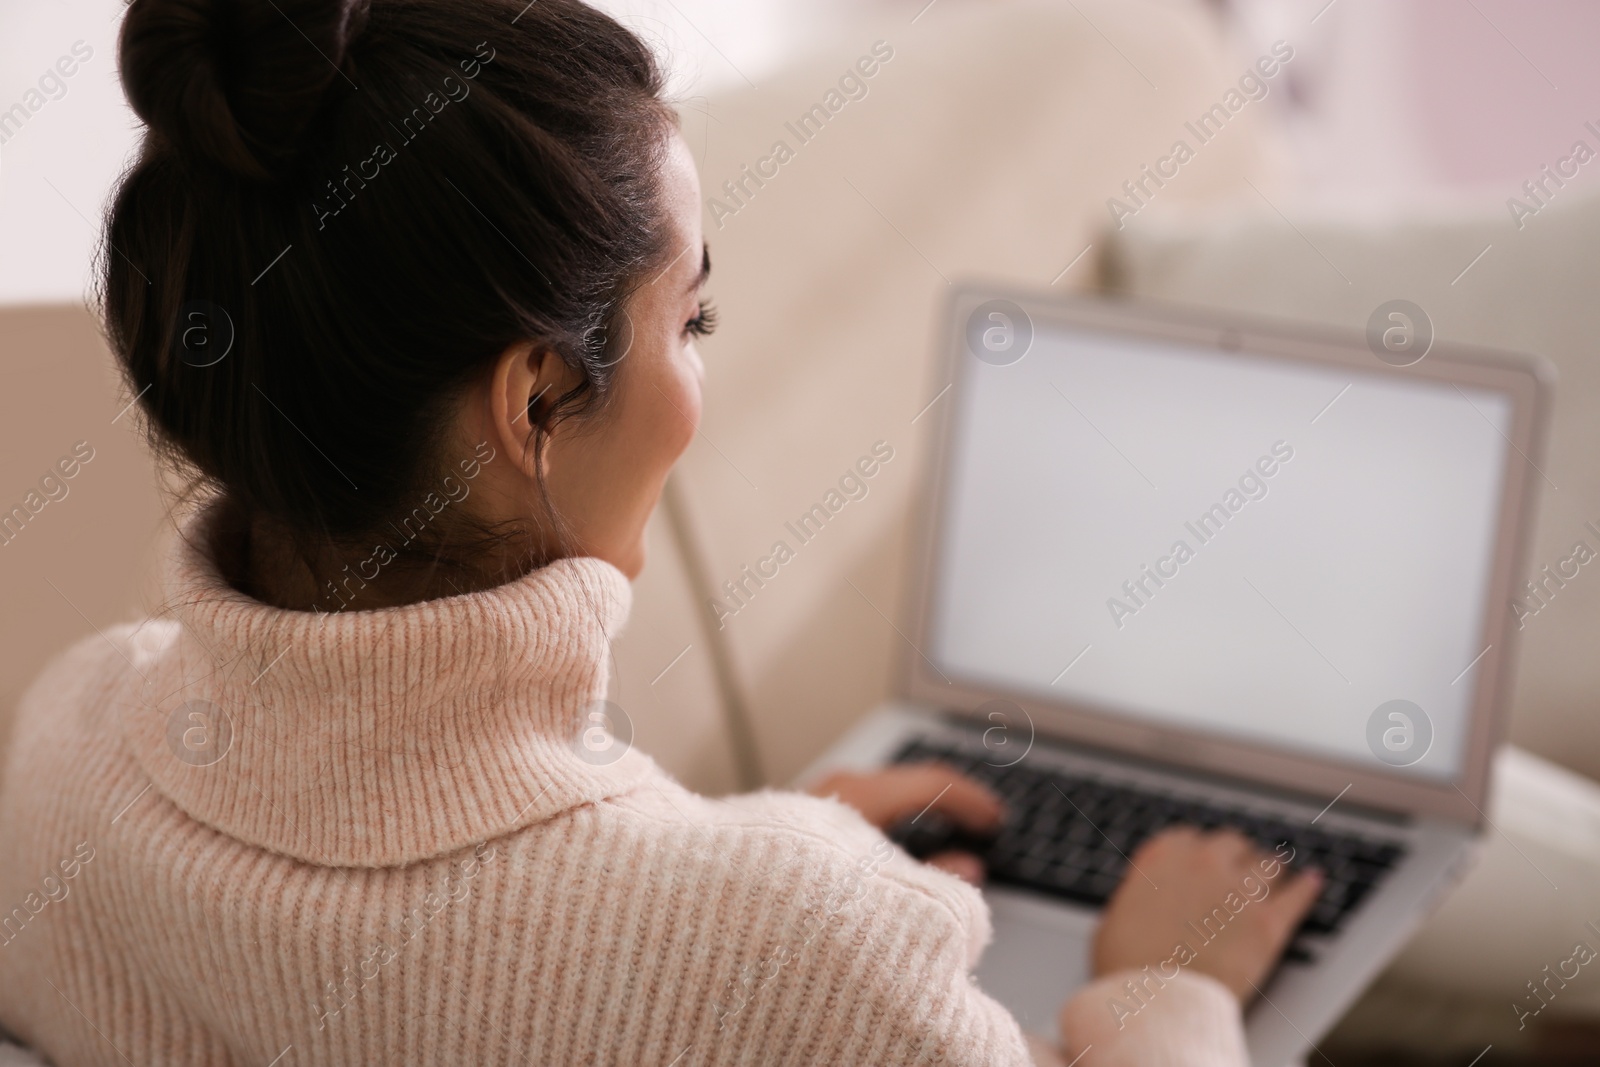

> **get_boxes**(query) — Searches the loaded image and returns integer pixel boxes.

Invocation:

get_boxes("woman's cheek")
[669,397,698,461]
[666,354,702,456]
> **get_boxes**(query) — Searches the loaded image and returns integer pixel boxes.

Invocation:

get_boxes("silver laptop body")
[796,285,1552,1066]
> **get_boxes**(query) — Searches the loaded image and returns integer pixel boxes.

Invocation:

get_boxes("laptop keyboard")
[886,737,1407,957]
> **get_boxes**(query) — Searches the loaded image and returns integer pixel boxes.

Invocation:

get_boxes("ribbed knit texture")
[1060,970,1249,1067]
[0,506,1244,1066]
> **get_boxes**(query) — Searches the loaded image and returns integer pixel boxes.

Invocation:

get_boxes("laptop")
[794,285,1551,1066]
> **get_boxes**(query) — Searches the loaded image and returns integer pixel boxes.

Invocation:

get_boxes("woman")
[0,0,1320,1063]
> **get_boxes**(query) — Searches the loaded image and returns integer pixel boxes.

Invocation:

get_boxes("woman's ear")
[486,341,582,478]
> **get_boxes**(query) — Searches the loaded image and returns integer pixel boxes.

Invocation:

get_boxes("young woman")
[0,1,1320,1063]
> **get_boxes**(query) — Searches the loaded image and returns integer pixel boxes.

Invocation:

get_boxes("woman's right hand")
[1089,826,1324,1001]
[806,762,1005,886]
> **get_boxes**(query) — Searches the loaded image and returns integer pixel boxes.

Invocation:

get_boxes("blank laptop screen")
[927,322,1515,783]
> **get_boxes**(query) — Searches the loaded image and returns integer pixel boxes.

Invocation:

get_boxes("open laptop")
[795,285,1551,1065]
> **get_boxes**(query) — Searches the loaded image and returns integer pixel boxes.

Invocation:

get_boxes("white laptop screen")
[927,322,1515,783]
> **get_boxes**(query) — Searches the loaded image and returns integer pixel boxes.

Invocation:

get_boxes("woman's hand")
[1092,826,1323,1001]
[806,762,1004,885]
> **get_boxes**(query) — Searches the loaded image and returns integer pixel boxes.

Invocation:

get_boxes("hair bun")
[120,0,367,180]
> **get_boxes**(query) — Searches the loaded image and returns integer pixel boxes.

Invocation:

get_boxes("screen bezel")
[900,284,1552,826]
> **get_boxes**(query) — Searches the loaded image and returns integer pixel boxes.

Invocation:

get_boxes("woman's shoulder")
[8,620,168,754]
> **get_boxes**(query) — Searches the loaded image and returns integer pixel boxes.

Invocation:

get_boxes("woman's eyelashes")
[685,298,717,339]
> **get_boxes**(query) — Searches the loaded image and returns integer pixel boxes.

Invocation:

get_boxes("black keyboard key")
[1282,941,1317,965]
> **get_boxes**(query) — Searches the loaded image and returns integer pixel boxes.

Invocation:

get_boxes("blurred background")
[5,1,1600,1063]
[9,0,1600,302]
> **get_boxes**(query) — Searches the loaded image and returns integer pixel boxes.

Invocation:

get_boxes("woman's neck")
[235,506,540,614]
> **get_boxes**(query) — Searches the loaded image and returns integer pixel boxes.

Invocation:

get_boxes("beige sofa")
[0,307,168,765]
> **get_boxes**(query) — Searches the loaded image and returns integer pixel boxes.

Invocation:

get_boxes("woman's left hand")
[806,762,1004,886]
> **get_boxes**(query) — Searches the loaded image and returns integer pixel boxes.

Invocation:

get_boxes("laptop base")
[794,703,1479,1067]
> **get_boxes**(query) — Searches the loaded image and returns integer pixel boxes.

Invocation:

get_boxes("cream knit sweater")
[0,507,1247,1066]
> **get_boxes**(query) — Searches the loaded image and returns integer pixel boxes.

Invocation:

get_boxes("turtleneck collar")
[118,503,656,867]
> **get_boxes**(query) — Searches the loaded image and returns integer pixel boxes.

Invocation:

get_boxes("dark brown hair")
[102,0,674,580]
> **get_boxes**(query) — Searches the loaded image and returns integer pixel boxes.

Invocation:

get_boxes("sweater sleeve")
[740,866,1037,1066]
[1057,969,1249,1067]
[688,790,1035,1065]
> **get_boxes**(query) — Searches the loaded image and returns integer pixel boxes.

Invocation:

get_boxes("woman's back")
[0,508,1032,1065]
